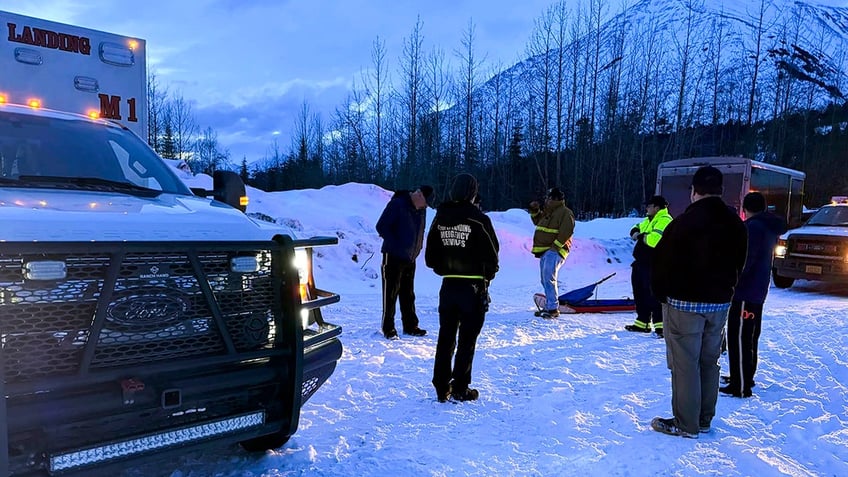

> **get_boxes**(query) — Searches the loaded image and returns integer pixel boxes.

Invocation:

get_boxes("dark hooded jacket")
[734,211,787,304]
[425,173,499,281]
[376,190,427,262]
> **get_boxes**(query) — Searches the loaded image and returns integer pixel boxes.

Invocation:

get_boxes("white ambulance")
[1,10,146,139]
[0,11,342,476]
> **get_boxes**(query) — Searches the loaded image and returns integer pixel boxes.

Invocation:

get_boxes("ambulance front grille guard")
[0,241,288,384]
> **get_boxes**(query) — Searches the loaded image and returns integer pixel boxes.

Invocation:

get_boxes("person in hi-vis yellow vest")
[625,195,672,337]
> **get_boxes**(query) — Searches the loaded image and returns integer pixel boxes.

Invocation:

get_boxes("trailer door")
[657,162,748,219]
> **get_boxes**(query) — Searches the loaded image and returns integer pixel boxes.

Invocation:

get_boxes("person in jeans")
[375,185,434,340]
[721,192,787,398]
[650,166,748,438]
[528,187,575,318]
[426,173,499,402]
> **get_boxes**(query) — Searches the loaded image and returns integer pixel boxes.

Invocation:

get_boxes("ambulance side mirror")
[212,170,248,213]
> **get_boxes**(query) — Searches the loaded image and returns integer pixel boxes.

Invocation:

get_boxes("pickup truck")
[772,196,848,288]
[0,101,342,475]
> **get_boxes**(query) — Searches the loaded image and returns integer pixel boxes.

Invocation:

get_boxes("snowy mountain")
[464,0,848,131]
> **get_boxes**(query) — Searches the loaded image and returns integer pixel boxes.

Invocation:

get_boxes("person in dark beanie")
[376,184,434,340]
[528,186,575,318]
[721,192,787,398]
[625,195,673,337]
[426,173,499,402]
[650,165,747,438]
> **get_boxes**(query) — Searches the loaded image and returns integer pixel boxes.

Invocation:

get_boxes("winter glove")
[630,227,640,240]
[480,280,491,313]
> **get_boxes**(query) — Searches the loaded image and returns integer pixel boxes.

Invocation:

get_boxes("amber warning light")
[27,98,42,109]
[0,94,7,104]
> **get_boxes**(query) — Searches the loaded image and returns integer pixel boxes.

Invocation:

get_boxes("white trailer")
[0,10,147,139]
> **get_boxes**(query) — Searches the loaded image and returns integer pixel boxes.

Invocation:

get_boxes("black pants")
[726,300,763,395]
[432,278,487,395]
[631,260,662,327]
[381,253,419,334]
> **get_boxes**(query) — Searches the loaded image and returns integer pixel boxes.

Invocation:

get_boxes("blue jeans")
[540,250,565,310]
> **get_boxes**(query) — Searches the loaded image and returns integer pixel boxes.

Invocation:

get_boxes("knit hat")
[419,185,435,206]
[644,195,668,208]
[449,173,478,202]
[547,187,564,201]
[691,166,723,194]
[743,191,766,213]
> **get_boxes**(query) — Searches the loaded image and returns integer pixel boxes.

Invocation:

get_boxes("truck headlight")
[774,240,787,258]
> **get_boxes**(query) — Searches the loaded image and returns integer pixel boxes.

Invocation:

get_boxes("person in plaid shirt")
[650,166,748,439]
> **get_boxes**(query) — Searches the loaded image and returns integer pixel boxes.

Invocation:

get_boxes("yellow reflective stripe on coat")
[644,209,672,249]
[536,225,559,234]
[531,246,569,259]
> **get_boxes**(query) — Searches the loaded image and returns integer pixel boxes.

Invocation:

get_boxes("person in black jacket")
[376,185,434,340]
[721,192,787,398]
[425,173,499,402]
[650,166,748,439]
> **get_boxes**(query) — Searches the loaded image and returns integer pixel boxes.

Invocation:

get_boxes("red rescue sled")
[533,273,636,314]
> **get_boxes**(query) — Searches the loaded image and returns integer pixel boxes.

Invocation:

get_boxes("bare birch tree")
[399,17,424,180]
[457,18,483,171]
[365,36,389,177]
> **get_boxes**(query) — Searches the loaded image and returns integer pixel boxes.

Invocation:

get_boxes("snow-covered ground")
[128,181,848,477]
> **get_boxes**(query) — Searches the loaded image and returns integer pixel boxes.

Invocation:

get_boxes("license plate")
[805,265,823,274]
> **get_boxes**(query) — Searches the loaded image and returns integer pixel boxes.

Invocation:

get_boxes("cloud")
[3,0,558,165]
[193,76,353,162]
[228,77,351,108]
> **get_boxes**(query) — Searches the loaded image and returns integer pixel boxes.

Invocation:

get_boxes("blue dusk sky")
[5,0,561,163]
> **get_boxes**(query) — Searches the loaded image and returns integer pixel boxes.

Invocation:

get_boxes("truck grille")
[788,236,847,260]
[0,243,283,384]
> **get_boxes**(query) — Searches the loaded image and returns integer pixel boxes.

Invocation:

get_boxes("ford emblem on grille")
[107,290,190,328]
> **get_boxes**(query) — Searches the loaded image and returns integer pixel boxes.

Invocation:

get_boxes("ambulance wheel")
[240,432,291,452]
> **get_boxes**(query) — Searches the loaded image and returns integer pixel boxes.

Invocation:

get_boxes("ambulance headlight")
[301,309,310,329]
[293,250,309,285]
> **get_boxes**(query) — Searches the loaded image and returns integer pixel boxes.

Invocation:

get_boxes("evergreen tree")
[161,123,176,159]
[240,158,250,183]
